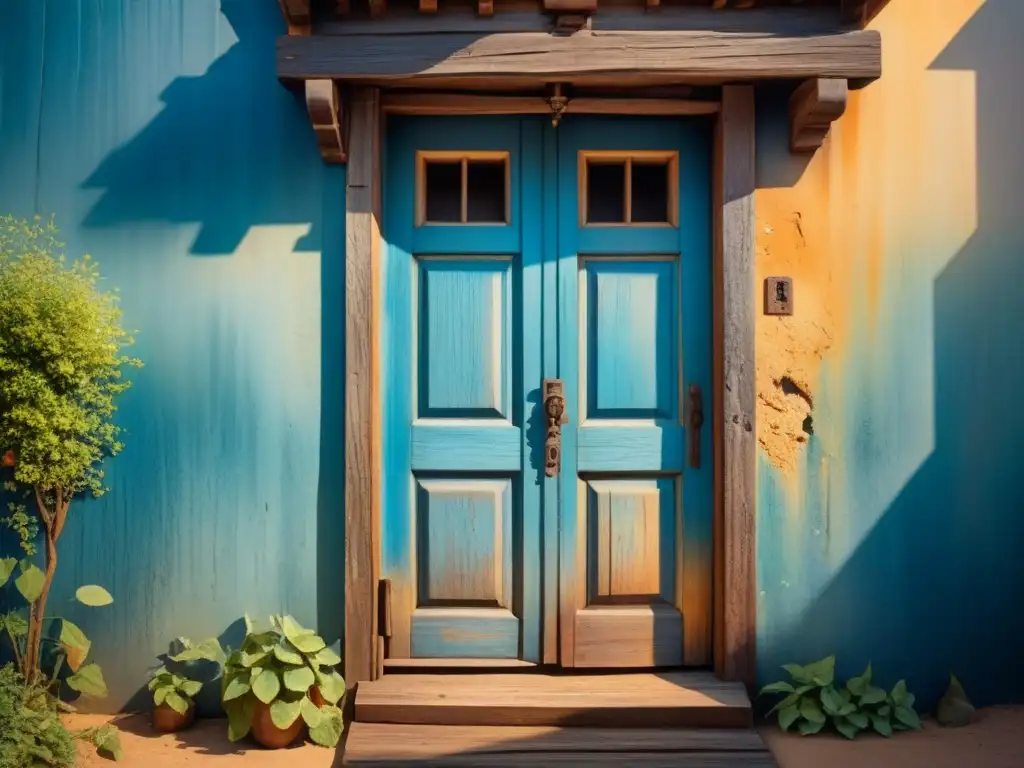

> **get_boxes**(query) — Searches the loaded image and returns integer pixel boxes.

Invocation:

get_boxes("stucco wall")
[0,0,345,712]
[1,0,1021,712]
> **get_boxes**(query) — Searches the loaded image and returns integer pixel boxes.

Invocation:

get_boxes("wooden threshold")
[384,658,538,669]
[344,723,777,765]
[354,671,752,728]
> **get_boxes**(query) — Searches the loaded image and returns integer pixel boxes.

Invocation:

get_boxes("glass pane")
[424,161,462,223]
[466,160,507,223]
[631,162,670,224]
[586,161,626,224]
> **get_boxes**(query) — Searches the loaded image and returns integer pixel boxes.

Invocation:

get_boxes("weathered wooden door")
[381,115,712,668]
[554,118,714,668]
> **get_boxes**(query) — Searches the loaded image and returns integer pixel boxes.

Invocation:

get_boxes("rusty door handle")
[688,384,703,469]
[543,379,569,477]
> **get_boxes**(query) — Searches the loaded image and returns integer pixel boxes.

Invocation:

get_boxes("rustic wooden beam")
[789,77,848,152]
[380,92,719,116]
[840,0,869,25]
[713,84,757,689]
[305,80,346,163]
[345,86,383,686]
[544,0,598,12]
[277,0,311,34]
[278,27,882,83]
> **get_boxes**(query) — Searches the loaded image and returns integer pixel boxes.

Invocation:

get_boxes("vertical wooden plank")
[714,84,756,687]
[346,86,382,685]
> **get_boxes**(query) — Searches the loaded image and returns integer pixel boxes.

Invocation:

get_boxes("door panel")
[556,118,714,668]
[382,117,543,662]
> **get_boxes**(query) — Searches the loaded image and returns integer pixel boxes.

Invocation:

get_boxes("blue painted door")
[382,115,712,667]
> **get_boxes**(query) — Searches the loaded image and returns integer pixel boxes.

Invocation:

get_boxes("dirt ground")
[68,707,1024,767]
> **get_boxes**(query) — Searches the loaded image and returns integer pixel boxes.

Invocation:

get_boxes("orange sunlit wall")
[755,0,1023,707]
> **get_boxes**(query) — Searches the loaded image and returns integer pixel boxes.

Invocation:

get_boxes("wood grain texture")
[789,77,848,152]
[714,85,756,688]
[345,86,383,685]
[384,658,537,668]
[304,79,346,163]
[382,93,719,117]
[574,605,683,667]
[277,28,882,82]
[354,671,752,728]
[345,723,774,765]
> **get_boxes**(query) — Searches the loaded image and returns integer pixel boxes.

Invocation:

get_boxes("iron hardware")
[543,379,569,477]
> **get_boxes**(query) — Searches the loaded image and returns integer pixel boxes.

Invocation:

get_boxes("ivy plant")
[148,667,203,715]
[760,655,922,739]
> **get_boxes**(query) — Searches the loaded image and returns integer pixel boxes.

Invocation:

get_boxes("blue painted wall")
[1,0,1020,715]
[0,0,345,710]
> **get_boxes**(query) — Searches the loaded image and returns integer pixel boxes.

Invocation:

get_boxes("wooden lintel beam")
[380,92,720,116]
[544,0,599,14]
[278,28,882,83]
[789,77,848,152]
[840,0,869,25]
[277,0,310,34]
[305,80,346,164]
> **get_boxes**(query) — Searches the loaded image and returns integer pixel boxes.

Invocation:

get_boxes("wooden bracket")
[305,80,347,164]
[277,0,311,35]
[553,14,590,35]
[789,78,848,153]
[840,0,869,26]
[544,0,598,14]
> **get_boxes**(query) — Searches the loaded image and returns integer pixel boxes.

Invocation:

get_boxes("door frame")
[343,88,756,689]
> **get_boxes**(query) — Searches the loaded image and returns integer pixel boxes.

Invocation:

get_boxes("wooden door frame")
[343,88,756,689]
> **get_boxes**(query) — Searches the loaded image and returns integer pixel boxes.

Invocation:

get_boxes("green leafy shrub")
[206,615,346,747]
[0,662,76,768]
[148,667,203,715]
[760,655,922,739]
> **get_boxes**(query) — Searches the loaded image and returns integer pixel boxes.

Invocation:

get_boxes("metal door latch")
[542,379,569,477]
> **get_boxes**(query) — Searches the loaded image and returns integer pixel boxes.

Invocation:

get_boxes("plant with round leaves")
[148,667,203,716]
[215,615,345,748]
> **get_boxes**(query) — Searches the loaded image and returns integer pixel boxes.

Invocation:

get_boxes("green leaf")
[280,615,311,640]
[877,704,891,717]
[273,643,305,665]
[317,670,346,705]
[15,563,45,602]
[891,680,909,705]
[75,585,114,607]
[308,705,344,748]
[283,665,316,693]
[800,697,826,724]
[895,705,921,730]
[223,671,252,701]
[148,671,170,691]
[270,697,303,729]
[312,646,342,668]
[802,655,836,687]
[844,663,872,696]
[798,718,825,736]
[92,725,124,761]
[0,611,28,637]
[847,711,869,729]
[834,717,859,740]
[67,663,108,697]
[59,618,92,671]
[301,696,324,728]
[153,686,171,706]
[181,679,203,698]
[871,714,893,737]
[859,685,887,705]
[759,681,796,696]
[252,668,281,704]
[782,663,812,684]
[240,648,270,667]
[291,633,326,654]
[225,697,255,742]
[778,704,800,732]
[819,685,846,716]
[165,691,190,715]
[0,557,15,587]
[171,637,226,665]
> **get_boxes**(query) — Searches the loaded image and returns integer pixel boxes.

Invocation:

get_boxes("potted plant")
[219,615,345,749]
[148,667,202,733]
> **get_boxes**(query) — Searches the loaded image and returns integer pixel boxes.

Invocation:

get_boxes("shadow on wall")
[759,0,1024,710]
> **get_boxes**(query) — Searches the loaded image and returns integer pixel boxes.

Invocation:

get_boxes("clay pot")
[1,450,14,468]
[250,700,305,749]
[152,702,195,733]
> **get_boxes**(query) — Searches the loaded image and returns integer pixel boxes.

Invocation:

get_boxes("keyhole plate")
[764,276,794,316]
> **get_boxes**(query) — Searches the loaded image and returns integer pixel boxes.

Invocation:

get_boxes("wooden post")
[345,86,383,685]
[713,84,757,689]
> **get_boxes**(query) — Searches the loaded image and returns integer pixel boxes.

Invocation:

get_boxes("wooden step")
[354,671,752,728]
[344,723,776,766]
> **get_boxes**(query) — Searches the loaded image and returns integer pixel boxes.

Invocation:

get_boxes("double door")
[380,115,713,668]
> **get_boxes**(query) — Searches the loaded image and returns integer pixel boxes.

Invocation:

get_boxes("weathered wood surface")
[790,77,848,152]
[354,671,752,728]
[278,26,881,82]
[714,85,757,688]
[380,92,718,116]
[344,723,776,765]
[345,86,382,686]
[305,79,345,163]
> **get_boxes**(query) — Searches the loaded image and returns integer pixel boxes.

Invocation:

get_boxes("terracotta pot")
[152,702,195,733]
[1,450,14,468]
[250,700,305,749]
[308,686,326,708]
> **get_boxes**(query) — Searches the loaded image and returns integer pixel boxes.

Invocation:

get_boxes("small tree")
[0,215,141,687]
